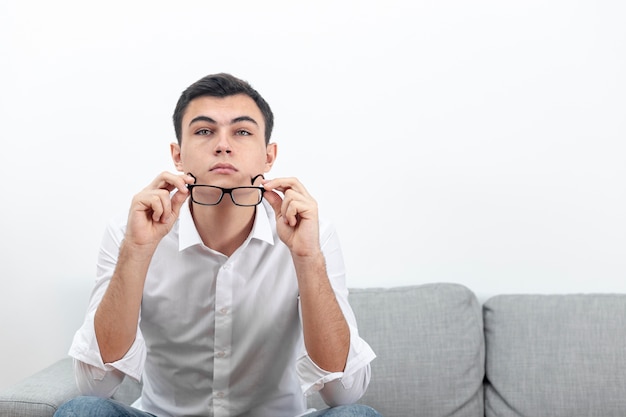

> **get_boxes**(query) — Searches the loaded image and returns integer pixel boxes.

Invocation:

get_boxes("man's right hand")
[95,172,194,363]
[125,172,194,250]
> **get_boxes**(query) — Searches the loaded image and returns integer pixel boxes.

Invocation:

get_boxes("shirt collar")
[179,199,275,251]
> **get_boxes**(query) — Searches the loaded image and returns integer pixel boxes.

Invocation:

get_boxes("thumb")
[171,188,190,218]
[263,189,284,220]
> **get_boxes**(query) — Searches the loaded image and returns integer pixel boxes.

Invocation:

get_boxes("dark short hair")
[172,73,274,145]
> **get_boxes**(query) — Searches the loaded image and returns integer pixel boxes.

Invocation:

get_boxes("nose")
[214,134,232,154]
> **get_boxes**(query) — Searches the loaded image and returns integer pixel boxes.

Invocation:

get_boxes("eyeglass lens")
[192,186,263,206]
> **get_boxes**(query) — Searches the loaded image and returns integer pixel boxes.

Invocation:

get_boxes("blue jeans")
[54,396,381,417]
[54,396,155,417]
[303,404,381,417]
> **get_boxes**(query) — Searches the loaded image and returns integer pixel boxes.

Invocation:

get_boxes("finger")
[262,188,285,220]
[148,172,194,194]
[283,199,301,227]
[280,189,298,224]
[147,172,176,192]
[152,190,172,223]
[132,194,163,224]
[170,187,190,218]
[263,177,311,198]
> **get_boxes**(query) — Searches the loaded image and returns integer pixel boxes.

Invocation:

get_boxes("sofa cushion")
[483,294,626,417]
[0,358,79,417]
[0,358,141,417]
[309,283,485,417]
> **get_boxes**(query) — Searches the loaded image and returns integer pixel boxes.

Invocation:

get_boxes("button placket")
[213,262,233,415]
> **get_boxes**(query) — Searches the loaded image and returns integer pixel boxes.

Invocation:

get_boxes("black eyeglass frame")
[186,173,266,207]
[187,184,265,207]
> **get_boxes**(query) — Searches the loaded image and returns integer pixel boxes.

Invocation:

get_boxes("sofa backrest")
[8,285,626,417]
[483,294,626,417]
[308,283,485,417]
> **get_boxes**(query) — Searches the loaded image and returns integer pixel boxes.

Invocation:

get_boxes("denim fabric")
[54,396,380,417]
[53,396,155,417]
[304,405,382,417]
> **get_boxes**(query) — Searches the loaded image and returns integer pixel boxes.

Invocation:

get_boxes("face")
[171,94,277,188]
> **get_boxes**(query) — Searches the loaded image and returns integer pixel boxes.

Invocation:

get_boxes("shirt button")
[216,351,226,358]
[219,308,228,315]
[222,264,230,270]
[215,391,225,398]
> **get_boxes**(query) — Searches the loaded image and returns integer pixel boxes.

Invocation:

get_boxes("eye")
[236,129,252,136]
[195,128,212,136]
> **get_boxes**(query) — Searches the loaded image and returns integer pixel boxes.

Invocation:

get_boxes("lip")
[210,163,238,174]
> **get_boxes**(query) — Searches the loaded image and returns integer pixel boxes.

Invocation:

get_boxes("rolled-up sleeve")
[69,309,146,396]
[296,323,375,405]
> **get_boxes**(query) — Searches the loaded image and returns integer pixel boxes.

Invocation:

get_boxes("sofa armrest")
[0,358,78,417]
[0,357,143,417]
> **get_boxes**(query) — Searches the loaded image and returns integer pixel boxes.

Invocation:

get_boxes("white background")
[1,0,624,390]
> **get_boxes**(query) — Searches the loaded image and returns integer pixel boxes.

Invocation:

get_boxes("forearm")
[94,239,155,363]
[295,251,350,372]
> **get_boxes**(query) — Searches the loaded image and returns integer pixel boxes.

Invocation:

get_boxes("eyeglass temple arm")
[186,172,263,187]
[251,174,265,185]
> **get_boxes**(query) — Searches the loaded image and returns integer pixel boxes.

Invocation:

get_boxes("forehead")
[182,94,265,128]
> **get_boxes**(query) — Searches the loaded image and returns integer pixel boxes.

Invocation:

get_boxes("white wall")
[1,0,624,390]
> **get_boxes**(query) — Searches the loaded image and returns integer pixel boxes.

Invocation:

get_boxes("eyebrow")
[189,115,259,127]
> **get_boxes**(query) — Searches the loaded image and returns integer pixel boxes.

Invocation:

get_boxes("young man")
[56,73,378,417]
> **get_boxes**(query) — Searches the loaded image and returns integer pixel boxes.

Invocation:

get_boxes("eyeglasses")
[187,184,265,206]
[186,173,266,207]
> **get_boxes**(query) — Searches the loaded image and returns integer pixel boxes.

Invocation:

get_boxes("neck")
[190,200,256,257]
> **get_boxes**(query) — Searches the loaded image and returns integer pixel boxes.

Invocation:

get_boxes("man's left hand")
[262,177,321,258]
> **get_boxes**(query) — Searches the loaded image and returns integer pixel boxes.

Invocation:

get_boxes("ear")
[264,142,277,173]
[171,142,184,172]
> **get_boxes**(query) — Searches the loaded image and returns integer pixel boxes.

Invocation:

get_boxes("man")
[56,73,378,417]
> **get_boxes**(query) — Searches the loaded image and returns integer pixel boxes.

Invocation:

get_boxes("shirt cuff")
[68,314,146,383]
[297,356,343,396]
[296,324,376,396]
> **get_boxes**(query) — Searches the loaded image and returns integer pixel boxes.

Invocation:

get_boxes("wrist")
[291,249,324,267]
[119,238,158,265]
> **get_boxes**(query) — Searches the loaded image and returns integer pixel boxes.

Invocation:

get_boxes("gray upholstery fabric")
[483,294,626,417]
[308,283,485,417]
[0,358,78,417]
[0,358,144,417]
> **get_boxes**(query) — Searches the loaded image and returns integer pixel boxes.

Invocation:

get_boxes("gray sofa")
[2,283,626,417]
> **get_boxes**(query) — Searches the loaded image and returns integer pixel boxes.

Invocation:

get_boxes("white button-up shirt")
[69,200,375,417]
